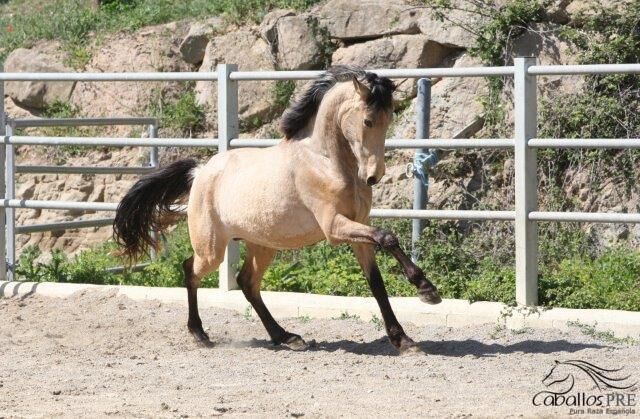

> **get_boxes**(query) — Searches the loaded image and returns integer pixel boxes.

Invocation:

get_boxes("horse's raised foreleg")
[352,244,419,353]
[183,254,220,347]
[326,214,441,305]
[238,243,308,350]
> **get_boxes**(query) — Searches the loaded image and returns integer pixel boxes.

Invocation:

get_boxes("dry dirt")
[1,289,638,418]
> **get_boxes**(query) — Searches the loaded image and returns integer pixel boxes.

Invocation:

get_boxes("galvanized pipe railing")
[4,112,160,278]
[1,61,640,305]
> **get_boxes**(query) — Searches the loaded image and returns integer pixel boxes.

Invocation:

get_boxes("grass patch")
[149,89,205,137]
[15,218,640,312]
[567,321,638,345]
[0,0,323,62]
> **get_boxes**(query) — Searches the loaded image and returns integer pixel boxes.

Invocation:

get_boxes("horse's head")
[339,74,394,186]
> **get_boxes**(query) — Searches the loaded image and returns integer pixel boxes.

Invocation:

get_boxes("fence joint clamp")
[406,151,438,187]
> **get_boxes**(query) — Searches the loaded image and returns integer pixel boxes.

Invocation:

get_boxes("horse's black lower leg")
[242,289,306,349]
[237,249,307,350]
[352,244,417,353]
[373,230,442,304]
[367,264,418,352]
[183,257,213,346]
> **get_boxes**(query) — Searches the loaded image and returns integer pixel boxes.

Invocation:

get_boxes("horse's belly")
[215,166,324,249]
[228,204,323,249]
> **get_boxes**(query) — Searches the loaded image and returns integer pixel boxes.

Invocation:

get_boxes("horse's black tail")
[113,158,198,260]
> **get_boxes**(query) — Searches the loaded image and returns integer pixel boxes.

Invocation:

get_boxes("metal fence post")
[5,123,15,280]
[0,65,6,281]
[514,57,538,305]
[148,122,159,261]
[217,63,240,291]
[412,78,432,261]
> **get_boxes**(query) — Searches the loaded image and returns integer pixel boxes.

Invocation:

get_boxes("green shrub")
[273,80,296,113]
[149,90,205,136]
[540,249,640,311]
[13,217,640,311]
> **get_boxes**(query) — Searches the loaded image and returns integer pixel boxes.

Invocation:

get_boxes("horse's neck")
[308,90,358,177]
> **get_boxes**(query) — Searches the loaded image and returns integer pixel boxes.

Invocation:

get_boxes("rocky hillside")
[1,0,639,255]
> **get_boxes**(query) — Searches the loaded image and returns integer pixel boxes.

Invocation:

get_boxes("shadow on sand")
[224,337,608,357]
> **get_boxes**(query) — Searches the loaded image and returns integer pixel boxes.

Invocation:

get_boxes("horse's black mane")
[279,66,395,140]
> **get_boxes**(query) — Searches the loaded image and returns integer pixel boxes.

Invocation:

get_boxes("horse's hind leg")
[352,244,418,354]
[183,254,221,346]
[238,243,307,350]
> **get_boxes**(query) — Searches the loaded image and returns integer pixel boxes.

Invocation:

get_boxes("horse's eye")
[364,119,373,128]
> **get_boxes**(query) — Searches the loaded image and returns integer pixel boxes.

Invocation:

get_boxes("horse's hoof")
[189,328,214,348]
[281,334,309,351]
[419,287,442,305]
[397,336,421,355]
[399,343,422,356]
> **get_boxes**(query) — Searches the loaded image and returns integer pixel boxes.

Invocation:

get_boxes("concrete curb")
[2,281,639,338]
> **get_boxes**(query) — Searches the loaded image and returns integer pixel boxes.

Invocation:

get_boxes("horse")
[113,66,442,354]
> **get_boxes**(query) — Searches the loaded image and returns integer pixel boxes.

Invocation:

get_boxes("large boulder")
[511,23,581,94]
[332,35,455,100]
[565,0,635,22]
[195,30,277,126]
[392,54,488,140]
[415,7,483,49]
[179,17,227,65]
[4,43,75,110]
[318,0,420,41]
[71,22,190,128]
[260,10,327,70]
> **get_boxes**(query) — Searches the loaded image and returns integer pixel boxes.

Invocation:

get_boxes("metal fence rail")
[1,60,639,306]
[3,115,159,279]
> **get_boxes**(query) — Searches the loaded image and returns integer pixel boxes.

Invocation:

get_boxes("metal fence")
[1,59,640,305]
[4,116,159,279]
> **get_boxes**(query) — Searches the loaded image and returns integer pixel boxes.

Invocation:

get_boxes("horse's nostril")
[366,176,377,186]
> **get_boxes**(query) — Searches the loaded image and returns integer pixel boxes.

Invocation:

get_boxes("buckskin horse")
[113,66,442,354]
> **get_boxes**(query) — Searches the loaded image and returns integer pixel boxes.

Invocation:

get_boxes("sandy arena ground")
[1,289,638,418]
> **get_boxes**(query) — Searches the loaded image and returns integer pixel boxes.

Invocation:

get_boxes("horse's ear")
[352,77,370,101]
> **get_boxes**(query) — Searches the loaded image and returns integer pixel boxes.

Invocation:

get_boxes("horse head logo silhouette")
[542,360,636,394]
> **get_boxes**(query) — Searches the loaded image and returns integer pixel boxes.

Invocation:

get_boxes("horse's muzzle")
[366,176,378,186]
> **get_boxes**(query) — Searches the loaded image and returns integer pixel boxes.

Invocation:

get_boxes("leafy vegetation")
[272,80,296,114]
[567,321,638,345]
[423,0,551,137]
[0,0,323,62]
[149,89,205,137]
[16,218,640,311]
[537,3,640,201]
[16,221,219,288]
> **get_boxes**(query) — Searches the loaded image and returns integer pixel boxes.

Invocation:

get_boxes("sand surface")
[1,289,638,418]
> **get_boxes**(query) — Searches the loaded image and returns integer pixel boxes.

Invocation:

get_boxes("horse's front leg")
[325,214,442,305]
[352,243,419,354]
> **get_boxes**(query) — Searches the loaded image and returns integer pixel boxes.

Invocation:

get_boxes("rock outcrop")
[179,17,227,65]
[318,0,420,41]
[195,30,277,125]
[392,54,488,140]
[260,11,326,70]
[332,35,456,99]
[71,22,190,128]
[4,43,75,110]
